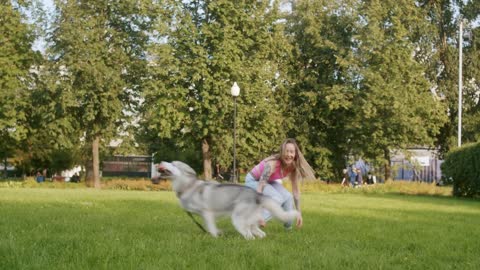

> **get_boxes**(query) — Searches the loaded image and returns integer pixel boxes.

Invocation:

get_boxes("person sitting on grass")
[35,172,45,183]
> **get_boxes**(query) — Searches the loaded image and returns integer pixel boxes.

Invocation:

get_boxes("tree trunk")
[3,156,7,179]
[92,135,101,189]
[384,148,391,182]
[85,160,94,187]
[202,138,212,180]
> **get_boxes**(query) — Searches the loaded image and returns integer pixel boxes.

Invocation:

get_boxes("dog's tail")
[260,197,299,223]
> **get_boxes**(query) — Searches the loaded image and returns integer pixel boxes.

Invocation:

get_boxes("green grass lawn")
[0,188,479,270]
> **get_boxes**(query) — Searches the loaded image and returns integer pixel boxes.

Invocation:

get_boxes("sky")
[42,0,53,11]
[31,0,54,52]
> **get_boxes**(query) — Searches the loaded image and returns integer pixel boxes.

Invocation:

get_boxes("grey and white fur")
[156,161,299,239]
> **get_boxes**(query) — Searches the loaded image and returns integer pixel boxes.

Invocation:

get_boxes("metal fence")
[102,150,445,181]
[102,155,152,178]
[391,155,443,183]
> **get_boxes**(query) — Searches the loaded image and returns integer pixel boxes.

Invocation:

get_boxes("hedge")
[441,142,480,198]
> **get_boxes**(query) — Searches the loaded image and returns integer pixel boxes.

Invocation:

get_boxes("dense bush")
[441,142,480,198]
[1,177,453,196]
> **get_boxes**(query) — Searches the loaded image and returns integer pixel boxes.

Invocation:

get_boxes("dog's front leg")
[202,211,220,237]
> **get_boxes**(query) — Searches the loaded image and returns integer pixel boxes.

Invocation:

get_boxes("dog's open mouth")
[157,165,173,179]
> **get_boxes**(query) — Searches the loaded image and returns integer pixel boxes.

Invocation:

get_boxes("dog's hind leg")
[202,211,220,237]
[249,209,266,238]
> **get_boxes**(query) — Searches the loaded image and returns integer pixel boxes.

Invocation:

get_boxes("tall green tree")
[47,0,155,187]
[286,0,359,180]
[418,0,480,154]
[459,1,480,144]
[352,0,448,180]
[418,0,460,155]
[286,0,451,180]
[0,0,41,177]
[142,0,292,179]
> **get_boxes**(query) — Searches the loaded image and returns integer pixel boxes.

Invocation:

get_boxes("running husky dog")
[156,161,299,239]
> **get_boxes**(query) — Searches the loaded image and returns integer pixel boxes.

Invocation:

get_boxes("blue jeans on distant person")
[348,170,357,187]
[245,173,294,229]
[357,173,363,186]
[350,176,355,186]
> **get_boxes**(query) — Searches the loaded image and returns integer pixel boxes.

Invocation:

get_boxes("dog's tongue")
[157,164,166,172]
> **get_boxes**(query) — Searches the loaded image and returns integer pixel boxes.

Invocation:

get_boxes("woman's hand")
[256,181,265,193]
[296,213,303,228]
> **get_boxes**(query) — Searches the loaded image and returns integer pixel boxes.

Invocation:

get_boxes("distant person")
[355,158,368,177]
[356,168,363,186]
[348,165,357,187]
[341,168,349,187]
[366,172,376,185]
[215,163,224,181]
[35,172,45,183]
[71,173,80,183]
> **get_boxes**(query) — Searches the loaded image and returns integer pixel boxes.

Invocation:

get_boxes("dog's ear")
[172,161,197,178]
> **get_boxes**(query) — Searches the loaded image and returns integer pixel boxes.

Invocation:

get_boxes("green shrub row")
[101,179,171,191]
[0,178,172,191]
[441,142,480,198]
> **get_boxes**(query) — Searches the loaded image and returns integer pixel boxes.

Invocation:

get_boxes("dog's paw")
[243,231,255,240]
[252,228,266,239]
[208,229,223,238]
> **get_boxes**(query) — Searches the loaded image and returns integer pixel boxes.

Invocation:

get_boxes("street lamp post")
[458,18,463,147]
[231,82,240,183]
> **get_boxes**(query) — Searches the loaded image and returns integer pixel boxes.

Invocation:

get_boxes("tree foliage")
[1,0,477,182]
[0,1,39,162]
[287,0,359,180]
[351,0,448,179]
[287,0,449,180]
[46,0,155,187]
[459,1,480,144]
[418,0,480,154]
[142,0,292,179]
[0,0,47,177]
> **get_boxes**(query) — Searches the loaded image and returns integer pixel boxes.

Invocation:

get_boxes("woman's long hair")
[266,138,316,181]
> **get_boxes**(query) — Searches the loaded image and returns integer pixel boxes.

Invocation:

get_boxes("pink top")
[250,159,292,182]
